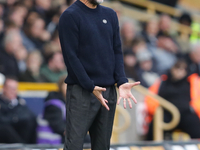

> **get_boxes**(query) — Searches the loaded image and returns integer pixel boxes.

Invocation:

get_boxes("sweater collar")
[75,0,100,12]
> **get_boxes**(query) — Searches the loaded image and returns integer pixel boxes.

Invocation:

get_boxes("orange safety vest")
[145,73,200,124]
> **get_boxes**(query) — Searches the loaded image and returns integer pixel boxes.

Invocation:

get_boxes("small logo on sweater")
[103,19,107,24]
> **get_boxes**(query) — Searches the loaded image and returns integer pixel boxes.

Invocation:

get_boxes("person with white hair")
[0,30,23,77]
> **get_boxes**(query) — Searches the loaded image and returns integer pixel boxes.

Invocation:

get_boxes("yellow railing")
[120,0,181,17]
[179,0,200,11]
[119,0,200,24]
[0,82,58,91]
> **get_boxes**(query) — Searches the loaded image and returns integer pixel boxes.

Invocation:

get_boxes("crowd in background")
[0,0,200,144]
[0,0,75,83]
[0,0,197,87]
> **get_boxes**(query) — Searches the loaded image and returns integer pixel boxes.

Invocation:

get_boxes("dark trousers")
[147,108,200,140]
[64,84,117,150]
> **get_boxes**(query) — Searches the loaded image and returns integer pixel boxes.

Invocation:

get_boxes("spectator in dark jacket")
[0,30,22,77]
[146,59,200,140]
[0,76,37,143]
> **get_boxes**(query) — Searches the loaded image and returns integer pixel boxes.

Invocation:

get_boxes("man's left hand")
[117,82,140,109]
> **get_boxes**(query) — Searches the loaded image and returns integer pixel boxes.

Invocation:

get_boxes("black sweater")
[58,0,128,92]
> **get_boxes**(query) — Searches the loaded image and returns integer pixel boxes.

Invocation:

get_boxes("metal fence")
[1,140,200,150]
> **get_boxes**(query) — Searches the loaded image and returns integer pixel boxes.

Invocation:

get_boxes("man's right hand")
[93,86,109,111]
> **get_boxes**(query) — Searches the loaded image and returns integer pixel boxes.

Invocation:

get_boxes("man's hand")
[117,82,140,109]
[93,86,109,111]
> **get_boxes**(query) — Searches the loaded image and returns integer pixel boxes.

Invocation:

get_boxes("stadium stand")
[102,1,200,42]
[119,0,200,24]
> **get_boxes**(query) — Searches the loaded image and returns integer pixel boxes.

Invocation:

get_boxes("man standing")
[58,0,140,149]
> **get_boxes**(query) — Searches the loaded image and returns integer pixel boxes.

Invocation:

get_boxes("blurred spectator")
[0,20,18,46]
[19,50,44,82]
[145,59,200,140]
[40,51,67,83]
[37,76,66,144]
[186,43,200,75]
[21,16,51,52]
[6,3,28,28]
[6,0,18,7]
[123,50,139,81]
[37,75,90,144]
[13,3,28,19]
[132,37,147,54]
[179,13,192,27]
[158,14,179,40]
[136,50,159,88]
[121,19,137,50]
[0,19,4,36]
[157,33,179,54]
[43,41,61,62]
[46,12,59,35]
[33,0,51,22]
[51,30,62,51]
[158,14,180,50]
[0,30,23,77]
[14,45,28,73]
[141,17,159,47]
[0,73,5,85]
[148,33,179,74]
[0,18,4,46]
[20,0,34,10]
[0,3,5,18]
[177,13,192,53]
[25,11,41,25]
[131,37,159,74]
[159,14,171,34]
[0,76,37,143]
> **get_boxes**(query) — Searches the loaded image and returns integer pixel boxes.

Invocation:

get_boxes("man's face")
[50,53,66,72]
[3,79,18,101]
[171,65,187,81]
[88,0,104,5]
